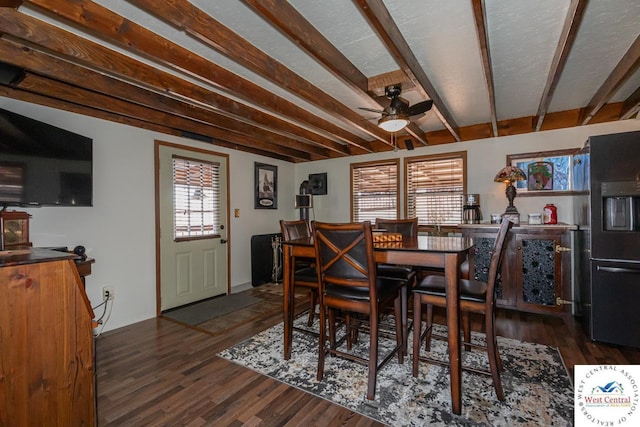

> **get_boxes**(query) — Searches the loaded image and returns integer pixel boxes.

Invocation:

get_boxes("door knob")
[220,239,228,244]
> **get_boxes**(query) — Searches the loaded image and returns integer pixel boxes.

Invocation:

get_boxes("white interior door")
[156,142,228,311]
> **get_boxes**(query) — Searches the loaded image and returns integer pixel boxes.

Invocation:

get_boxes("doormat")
[218,317,574,426]
[162,293,262,326]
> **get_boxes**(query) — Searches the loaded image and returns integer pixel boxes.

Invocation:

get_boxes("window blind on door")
[172,156,220,239]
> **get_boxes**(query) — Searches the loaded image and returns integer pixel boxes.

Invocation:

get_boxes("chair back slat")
[312,221,376,293]
[280,219,311,241]
[374,218,419,238]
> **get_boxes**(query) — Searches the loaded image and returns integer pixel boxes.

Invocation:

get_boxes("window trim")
[506,148,587,197]
[350,158,400,222]
[404,151,467,226]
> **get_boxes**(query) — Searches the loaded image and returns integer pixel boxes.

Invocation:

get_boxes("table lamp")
[494,165,527,224]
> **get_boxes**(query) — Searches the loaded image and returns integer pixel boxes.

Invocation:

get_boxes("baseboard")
[231,282,253,294]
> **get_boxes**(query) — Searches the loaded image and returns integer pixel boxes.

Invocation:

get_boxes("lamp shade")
[378,114,410,132]
[494,165,526,183]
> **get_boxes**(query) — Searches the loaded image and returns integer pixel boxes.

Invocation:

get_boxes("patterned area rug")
[218,316,574,426]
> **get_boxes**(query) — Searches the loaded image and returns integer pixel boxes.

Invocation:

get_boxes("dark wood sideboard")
[0,248,96,426]
[461,223,575,316]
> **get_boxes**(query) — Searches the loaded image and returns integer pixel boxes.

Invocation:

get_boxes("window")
[172,155,221,240]
[507,148,588,196]
[351,159,399,223]
[405,152,466,226]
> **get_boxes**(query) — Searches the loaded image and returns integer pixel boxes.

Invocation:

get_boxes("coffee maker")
[463,194,482,224]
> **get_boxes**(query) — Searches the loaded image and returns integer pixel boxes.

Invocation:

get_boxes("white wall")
[2,96,639,332]
[297,120,640,224]
[1,97,298,332]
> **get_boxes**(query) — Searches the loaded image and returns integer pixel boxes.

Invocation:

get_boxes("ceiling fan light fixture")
[378,114,410,132]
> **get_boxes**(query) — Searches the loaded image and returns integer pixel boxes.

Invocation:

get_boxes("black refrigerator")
[578,130,640,348]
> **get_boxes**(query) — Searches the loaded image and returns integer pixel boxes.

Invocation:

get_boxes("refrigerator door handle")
[596,265,640,274]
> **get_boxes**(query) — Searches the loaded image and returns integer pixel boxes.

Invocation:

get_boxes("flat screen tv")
[0,107,93,207]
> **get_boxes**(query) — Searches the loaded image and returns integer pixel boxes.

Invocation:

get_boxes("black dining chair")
[411,217,513,401]
[312,220,407,400]
[374,217,419,282]
[373,218,419,351]
[280,219,318,328]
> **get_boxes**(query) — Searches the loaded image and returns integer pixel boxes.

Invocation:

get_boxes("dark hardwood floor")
[96,286,640,426]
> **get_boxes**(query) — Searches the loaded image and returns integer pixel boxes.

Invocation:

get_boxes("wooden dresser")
[0,249,95,426]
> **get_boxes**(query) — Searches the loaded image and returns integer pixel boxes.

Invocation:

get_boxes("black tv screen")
[0,108,93,207]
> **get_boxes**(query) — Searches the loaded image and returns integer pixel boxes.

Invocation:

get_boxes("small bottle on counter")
[543,204,558,224]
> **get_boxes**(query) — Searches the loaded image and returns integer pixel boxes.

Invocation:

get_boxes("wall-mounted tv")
[0,107,93,207]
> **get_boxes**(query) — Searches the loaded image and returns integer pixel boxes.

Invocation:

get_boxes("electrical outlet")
[102,286,114,301]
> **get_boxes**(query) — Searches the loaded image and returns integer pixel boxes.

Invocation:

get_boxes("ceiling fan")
[359,84,433,132]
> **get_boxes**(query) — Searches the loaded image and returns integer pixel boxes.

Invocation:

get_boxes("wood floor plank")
[96,286,640,425]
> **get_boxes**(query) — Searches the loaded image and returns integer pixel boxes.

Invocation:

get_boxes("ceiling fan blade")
[407,100,433,116]
[358,107,386,114]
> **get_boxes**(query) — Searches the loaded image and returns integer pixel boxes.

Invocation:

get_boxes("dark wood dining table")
[282,234,474,415]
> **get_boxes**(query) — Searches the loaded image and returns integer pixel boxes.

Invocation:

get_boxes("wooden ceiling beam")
[0,86,295,161]
[14,73,313,161]
[241,0,371,100]
[353,0,461,142]
[0,86,183,137]
[240,0,429,146]
[620,86,640,120]
[127,0,393,147]
[534,0,587,131]
[404,122,427,145]
[368,70,415,95]
[0,8,355,157]
[0,38,330,160]
[424,103,628,145]
[580,33,640,125]
[0,0,21,7]
[21,0,372,153]
[471,0,498,137]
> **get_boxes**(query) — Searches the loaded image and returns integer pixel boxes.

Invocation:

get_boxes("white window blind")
[172,156,220,240]
[351,160,399,223]
[406,153,465,225]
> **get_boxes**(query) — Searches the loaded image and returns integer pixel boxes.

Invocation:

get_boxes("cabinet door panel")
[515,234,563,312]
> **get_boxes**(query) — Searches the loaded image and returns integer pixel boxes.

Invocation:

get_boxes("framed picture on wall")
[527,161,554,191]
[308,172,327,195]
[255,162,277,209]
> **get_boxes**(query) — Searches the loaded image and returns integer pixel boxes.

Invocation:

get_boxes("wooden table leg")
[401,284,408,356]
[283,244,293,360]
[445,252,462,415]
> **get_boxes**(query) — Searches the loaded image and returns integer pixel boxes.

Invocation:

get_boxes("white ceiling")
[3,0,640,161]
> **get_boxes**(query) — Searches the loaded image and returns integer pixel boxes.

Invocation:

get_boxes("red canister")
[543,204,557,224]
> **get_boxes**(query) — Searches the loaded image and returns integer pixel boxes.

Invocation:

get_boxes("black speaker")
[73,245,87,260]
[180,130,212,143]
[405,139,414,150]
[0,62,26,87]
